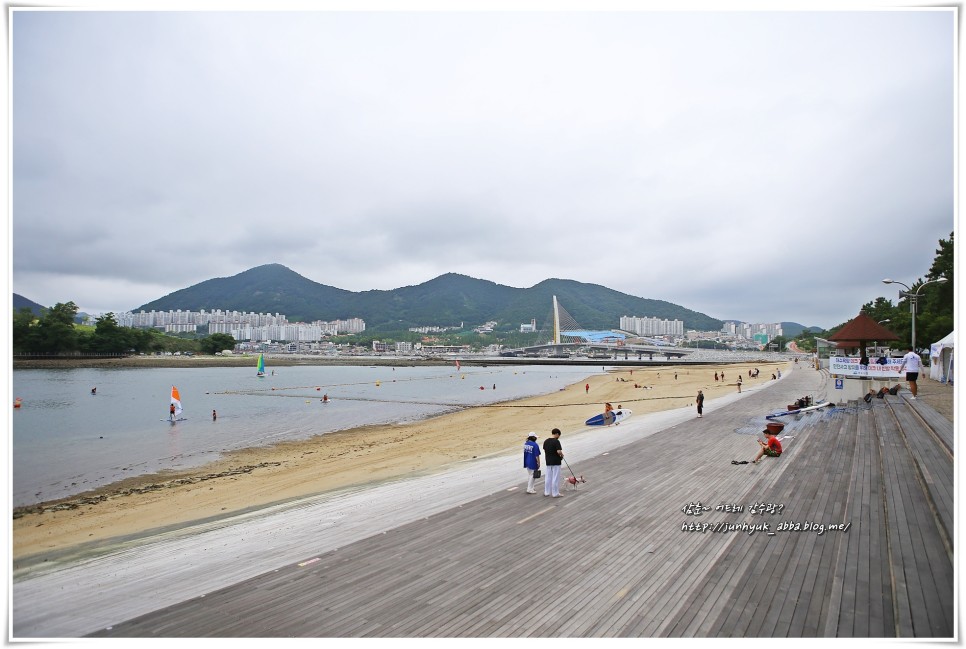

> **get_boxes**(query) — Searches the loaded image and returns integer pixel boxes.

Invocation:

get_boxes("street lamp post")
[881,277,948,353]
[874,319,891,355]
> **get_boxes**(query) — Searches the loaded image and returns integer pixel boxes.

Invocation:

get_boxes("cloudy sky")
[9,3,956,329]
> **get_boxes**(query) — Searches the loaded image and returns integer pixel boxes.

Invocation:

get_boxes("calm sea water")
[11,364,601,507]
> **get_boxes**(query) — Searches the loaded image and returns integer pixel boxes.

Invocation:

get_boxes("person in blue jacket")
[523,432,541,494]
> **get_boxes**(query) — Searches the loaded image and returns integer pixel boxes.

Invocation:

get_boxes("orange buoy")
[13,397,22,408]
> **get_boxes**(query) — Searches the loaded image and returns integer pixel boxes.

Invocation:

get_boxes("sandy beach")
[13,361,791,562]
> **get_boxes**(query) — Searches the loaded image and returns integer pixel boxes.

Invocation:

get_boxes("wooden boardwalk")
[89,368,954,639]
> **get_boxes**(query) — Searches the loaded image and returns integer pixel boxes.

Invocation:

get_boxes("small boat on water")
[257,353,266,377]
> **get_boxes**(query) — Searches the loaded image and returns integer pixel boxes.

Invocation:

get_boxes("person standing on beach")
[523,432,541,494]
[696,390,704,418]
[585,383,590,394]
[212,409,217,421]
[898,346,922,399]
[737,375,742,393]
[543,428,564,498]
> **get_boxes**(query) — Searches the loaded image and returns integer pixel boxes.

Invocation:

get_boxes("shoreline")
[13,361,791,563]
[12,349,795,370]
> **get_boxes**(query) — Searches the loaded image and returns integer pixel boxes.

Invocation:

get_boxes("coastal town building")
[721,320,783,343]
[115,309,365,342]
[619,315,685,337]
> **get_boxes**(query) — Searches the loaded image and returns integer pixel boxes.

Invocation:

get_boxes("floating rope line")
[209,392,702,409]
[210,369,518,395]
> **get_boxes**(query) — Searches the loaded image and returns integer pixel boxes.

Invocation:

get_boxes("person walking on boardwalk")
[543,428,564,498]
[696,390,704,418]
[898,346,922,399]
[523,432,541,494]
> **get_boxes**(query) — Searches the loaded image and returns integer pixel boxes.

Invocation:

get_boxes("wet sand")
[13,361,791,561]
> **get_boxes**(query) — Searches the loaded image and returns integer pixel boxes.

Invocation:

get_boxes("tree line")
[791,232,953,354]
[13,233,952,357]
[12,302,236,356]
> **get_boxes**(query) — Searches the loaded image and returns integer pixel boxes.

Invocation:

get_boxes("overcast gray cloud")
[10,7,955,329]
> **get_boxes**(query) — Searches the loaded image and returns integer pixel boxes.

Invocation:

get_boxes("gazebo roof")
[828,312,900,344]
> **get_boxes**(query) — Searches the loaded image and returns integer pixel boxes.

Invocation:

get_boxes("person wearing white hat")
[523,432,541,493]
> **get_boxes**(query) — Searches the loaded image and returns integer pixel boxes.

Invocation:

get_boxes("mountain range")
[135,264,724,333]
[16,264,821,336]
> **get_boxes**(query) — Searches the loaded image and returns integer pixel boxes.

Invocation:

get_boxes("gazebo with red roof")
[828,312,900,357]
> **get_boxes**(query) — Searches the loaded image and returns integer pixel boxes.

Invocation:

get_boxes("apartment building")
[619,315,685,337]
[116,308,365,342]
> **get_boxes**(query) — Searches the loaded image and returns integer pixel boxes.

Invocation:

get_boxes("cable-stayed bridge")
[501,296,690,360]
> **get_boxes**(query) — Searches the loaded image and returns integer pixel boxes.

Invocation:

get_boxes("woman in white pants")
[542,428,564,497]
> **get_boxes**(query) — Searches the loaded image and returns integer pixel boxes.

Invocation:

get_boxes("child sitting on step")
[753,429,783,464]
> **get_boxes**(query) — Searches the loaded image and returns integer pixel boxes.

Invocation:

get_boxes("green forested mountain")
[13,293,47,316]
[135,264,723,332]
[780,322,824,338]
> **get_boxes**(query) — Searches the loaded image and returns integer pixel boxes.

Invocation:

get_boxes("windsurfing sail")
[257,353,266,377]
[170,385,183,419]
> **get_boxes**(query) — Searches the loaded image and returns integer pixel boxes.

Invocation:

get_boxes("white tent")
[929,331,954,383]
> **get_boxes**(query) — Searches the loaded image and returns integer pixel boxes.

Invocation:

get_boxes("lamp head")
[882,279,894,284]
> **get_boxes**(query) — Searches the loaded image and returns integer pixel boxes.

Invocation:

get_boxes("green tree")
[88,313,136,353]
[35,302,79,354]
[919,232,954,346]
[199,333,236,354]
[12,307,40,353]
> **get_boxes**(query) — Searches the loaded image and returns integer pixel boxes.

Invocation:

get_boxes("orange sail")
[170,385,183,418]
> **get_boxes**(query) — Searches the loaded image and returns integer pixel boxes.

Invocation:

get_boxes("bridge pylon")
[552,295,561,345]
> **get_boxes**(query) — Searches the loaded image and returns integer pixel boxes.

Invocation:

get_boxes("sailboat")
[257,353,266,377]
[166,385,185,423]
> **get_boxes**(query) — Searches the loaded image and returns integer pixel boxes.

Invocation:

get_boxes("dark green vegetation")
[13,232,950,354]
[791,232,953,354]
[135,265,724,333]
[853,232,953,353]
[13,304,235,356]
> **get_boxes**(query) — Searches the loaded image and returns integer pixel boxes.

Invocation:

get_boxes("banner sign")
[829,356,904,379]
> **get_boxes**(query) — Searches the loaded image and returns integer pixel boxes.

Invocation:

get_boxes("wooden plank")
[86,370,952,639]
[896,393,954,453]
